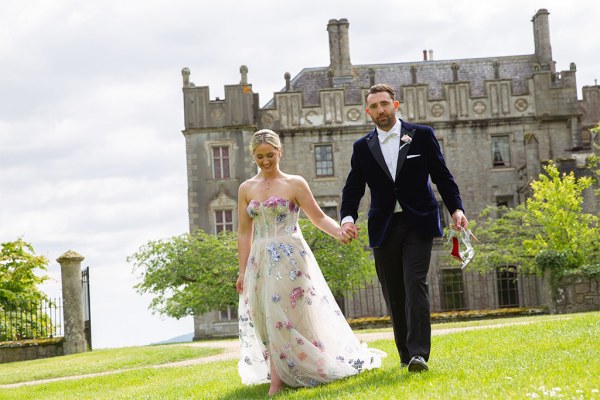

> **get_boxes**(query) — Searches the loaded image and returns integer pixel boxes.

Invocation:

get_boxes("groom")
[340,84,468,372]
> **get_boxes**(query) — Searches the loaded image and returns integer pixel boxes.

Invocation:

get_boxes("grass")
[0,312,598,399]
[0,344,221,385]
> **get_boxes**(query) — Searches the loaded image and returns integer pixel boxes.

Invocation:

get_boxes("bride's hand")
[337,228,352,244]
[236,274,244,294]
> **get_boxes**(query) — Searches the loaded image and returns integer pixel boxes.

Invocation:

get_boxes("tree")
[299,218,376,299]
[0,239,49,305]
[585,121,600,196]
[524,161,599,268]
[130,219,376,320]
[471,162,600,274]
[468,203,541,273]
[0,238,51,341]
[128,229,239,319]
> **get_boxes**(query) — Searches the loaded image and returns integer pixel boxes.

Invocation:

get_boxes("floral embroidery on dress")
[289,269,302,281]
[266,243,281,262]
[238,195,385,387]
[290,287,305,308]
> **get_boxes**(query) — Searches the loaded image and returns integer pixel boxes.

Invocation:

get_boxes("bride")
[236,129,385,396]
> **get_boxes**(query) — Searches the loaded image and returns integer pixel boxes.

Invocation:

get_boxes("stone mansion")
[180,9,600,338]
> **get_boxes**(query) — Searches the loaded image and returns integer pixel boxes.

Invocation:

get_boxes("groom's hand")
[341,222,359,241]
[451,209,468,231]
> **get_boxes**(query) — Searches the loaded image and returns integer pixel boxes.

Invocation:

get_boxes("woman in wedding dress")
[236,129,385,396]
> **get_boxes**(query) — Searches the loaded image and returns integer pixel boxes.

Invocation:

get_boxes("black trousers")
[373,212,433,364]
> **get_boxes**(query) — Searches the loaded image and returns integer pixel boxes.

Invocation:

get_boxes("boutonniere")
[399,134,412,150]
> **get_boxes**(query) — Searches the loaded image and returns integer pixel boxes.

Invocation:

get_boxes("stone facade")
[181,9,600,339]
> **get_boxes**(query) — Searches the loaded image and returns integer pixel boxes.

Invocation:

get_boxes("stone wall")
[0,337,64,364]
[554,275,600,314]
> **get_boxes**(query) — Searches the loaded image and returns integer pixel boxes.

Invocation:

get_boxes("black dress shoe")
[408,355,428,372]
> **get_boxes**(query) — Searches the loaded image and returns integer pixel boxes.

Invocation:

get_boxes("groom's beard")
[372,112,395,131]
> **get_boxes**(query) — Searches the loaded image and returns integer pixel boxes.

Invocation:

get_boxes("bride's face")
[253,143,281,173]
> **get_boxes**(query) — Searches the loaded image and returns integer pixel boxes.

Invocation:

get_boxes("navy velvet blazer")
[340,120,464,248]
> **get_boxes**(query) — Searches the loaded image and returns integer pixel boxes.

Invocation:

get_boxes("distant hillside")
[153,332,194,345]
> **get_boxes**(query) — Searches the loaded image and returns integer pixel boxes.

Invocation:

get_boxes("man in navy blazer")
[340,84,468,372]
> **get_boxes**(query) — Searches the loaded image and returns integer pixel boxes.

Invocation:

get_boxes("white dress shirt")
[377,119,401,180]
[341,119,403,226]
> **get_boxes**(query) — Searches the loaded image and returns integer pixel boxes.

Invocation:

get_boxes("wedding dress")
[238,196,385,387]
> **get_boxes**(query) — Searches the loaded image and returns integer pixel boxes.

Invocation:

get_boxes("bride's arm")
[236,183,253,294]
[293,176,350,243]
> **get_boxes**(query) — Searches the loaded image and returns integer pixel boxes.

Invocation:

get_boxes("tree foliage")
[586,121,600,196]
[468,204,541,272]
[0,238,51,341]
[0,239,49,305]
[471,162,600,273]
[299,218,375,298]
[128,230,239,319]
[130,219,376,319]
[524,162,598,268]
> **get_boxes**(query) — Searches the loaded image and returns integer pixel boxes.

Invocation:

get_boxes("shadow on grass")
[216,366,419,399]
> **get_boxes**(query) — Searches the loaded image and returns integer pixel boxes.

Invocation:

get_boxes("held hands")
[339,222,359,244]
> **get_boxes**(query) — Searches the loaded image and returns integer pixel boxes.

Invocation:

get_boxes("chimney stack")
[327,18,352,76]
[423,49,427,61]
[532,9,555,73]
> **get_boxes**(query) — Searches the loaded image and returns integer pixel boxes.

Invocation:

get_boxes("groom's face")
[365,91,399,131]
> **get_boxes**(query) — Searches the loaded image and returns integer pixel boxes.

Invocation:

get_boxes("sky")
[1,0,598,349]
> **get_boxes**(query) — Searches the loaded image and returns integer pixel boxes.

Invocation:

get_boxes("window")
[497,266,519,307]
[495,195,514,217]
[212,146,230,179]
[491,136,510,167]
[219,306,238,321]
[496,196,514,208]
[315,145,334,177]
[440,269,465,311]
[215,210,233,233]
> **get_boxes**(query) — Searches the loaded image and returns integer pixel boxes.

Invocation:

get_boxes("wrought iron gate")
[81,266,92,350]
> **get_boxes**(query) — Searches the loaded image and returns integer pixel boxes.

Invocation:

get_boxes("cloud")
[1,0,599,348]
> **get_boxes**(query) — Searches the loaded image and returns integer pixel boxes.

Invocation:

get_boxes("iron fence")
[0,298,63,342]
[340,268,545,319]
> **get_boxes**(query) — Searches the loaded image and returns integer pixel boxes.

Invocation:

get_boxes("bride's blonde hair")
[250,129,282,155]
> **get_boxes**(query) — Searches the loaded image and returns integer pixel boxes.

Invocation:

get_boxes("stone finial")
[284,72,291,91]
[410,65,417,84]
[570,62,576,71]
[240,65,248,84]
[327,68,334,87]
[451,63,460,81]
[368,68,375,87]
[524,132,539,144]
[57,250,85,263]
[493,60,500,79]
[182,67,191,88]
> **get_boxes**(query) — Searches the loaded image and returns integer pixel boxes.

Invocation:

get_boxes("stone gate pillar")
[57,250,87,355]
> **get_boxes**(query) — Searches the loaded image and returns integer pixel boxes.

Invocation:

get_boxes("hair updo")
[250,129,282,155]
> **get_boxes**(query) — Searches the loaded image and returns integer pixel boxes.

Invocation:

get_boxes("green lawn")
[0,344,221,385]
[0,312,598,399]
